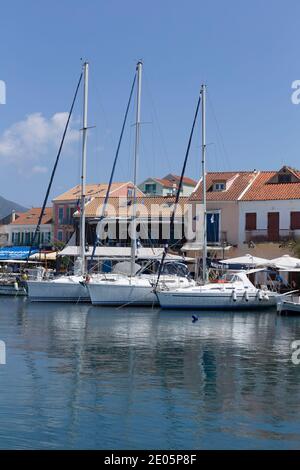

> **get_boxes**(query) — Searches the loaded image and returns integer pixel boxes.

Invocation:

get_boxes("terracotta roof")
[75,196,190,219]
[152,178,175,188]
[11,207,53,225]
[53,182,144,202]
[144,175,197,189]
[190,171,258,201]
[241,171,300,200]
[164,174,197,186]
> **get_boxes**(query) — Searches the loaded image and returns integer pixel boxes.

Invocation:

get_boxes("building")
[238,166,300,258]
[0,210,22,246]
[189,170,258,254]
[6,207,53,247]
[139,174,197,197]
[52,182,145,244]
[73,195,194,249]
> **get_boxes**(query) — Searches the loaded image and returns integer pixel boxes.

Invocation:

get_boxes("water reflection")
[0,298,300,449]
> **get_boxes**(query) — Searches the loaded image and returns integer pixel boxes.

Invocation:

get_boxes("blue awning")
[0,246,39,260]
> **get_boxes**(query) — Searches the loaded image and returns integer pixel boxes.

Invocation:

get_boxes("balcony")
[58,218,74,226]
[245,229,298,243]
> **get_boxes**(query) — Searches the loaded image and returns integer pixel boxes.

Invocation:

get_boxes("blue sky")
[0,0,300,206]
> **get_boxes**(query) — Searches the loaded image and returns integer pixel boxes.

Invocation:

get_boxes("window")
[245,213,257,231]
[12,232,20,244]
[291,212,300,230]
[57,230,63,242]
[145,183,157,194]
[58,207,64,223]
[213,182,226,191]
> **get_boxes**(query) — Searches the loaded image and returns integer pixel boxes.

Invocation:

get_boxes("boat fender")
[232,289,237,301]
[257,290,263,301]
[14,282,19,291]
[244,290,249,301]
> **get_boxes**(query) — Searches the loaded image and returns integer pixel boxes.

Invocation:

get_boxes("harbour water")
[0,297,300,449]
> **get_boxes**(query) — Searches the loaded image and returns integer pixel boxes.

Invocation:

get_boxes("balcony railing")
[58,218,74,226]
[245,229,298,243]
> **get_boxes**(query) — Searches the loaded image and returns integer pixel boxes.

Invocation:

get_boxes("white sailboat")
[27,62,90,302]
[87,61,195,306]
[156,84,278,310]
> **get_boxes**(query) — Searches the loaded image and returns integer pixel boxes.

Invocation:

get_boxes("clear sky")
[0,0,300,207]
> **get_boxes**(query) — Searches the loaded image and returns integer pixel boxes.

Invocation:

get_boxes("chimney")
[11,210,16,222]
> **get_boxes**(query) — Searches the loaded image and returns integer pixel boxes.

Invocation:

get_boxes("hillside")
[0,195,28,220]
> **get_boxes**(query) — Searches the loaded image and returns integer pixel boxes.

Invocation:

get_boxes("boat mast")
[80,61,89,275]
[130,60,142,277]
[201,84,208,284]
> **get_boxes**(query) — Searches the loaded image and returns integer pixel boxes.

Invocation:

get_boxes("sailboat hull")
[87,279,157,306]
[87,275,195,306]
[156,290,277,310]
[27,278,90,302]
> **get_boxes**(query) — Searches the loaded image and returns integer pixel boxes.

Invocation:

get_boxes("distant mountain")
[0,195,28,220]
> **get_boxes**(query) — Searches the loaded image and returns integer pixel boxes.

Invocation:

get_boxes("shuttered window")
[290,212,300,229]
[245,213,257,230]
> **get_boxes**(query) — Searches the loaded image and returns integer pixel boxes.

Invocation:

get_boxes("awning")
[58,245,193,261]
[266,254,300,270]
[181,242,231,252]
[219,254,269,267]
[29,251,57,261]
[0,259,39,264]
[0,246,39,260]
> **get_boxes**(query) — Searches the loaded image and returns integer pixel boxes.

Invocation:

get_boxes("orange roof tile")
[190,171,258,201]
[241,171,300,200]
[164,174,197,186]
[53,182,144,202]
[11,207,53,225]
[144,175,197,189]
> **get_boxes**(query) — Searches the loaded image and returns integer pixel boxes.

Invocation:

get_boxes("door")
[207,212,220,244]
[268,212,279,242]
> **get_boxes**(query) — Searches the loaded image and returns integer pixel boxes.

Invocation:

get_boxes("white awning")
[181,242,231,252]
[267,254,300,270]
[58,246,193,261]
[219,254,269,266]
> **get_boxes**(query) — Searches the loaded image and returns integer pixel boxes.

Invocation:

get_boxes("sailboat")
[86,61,195,306]
[156,85,278,310]
[27,62,90,302]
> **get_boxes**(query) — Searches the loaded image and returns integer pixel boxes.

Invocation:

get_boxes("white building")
[238,166,300,258]
[6,207,53,247]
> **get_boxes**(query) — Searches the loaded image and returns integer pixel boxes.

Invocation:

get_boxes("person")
[291,279,297,289]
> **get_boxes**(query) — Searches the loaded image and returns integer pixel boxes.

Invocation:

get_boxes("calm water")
[0,297,300,449]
